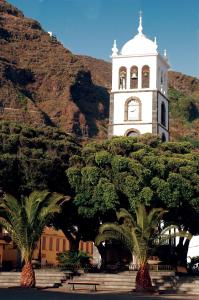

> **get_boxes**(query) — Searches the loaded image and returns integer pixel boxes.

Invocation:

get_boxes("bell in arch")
[131,72,138,79]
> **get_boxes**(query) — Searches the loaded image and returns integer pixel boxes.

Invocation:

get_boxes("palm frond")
[97,203,169,265]
[0,190,65,262]
[96,230,133,251]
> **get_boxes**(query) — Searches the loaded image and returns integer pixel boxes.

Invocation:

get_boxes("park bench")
[68,280,100,291]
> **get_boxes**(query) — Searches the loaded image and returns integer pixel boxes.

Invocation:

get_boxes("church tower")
[109,13,170,141]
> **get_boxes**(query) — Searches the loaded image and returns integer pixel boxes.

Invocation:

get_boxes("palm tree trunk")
[20,260,36,288]
[135,263,152,291]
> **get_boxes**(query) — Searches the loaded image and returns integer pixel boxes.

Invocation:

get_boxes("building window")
[142,65,150,88]
[125,129,140,137]
[161,102,166,127]
[162,133,166,142]
[56,239,60,252]
[161,71,164,86]
[49,237,53,251]
[160,71,164,92]
[130,66,138,89]
[124,98,141,121]
[119,67,127,89]
[42,237,46,250]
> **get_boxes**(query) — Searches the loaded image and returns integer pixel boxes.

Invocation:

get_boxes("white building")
[109,13,170,141]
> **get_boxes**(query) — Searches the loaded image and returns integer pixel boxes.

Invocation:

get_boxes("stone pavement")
[0,288,199,300]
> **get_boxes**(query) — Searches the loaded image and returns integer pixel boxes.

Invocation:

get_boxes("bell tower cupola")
[109,13,170,141]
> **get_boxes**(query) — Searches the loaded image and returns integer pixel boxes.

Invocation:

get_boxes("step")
[81,272,175,279]
[0,272,20,276]
[0,278,20,282]
[36,283,60,287]
[75,277,175,284]
[36,276,65,280]
[68,281,135,287]
[36,279,64,282]
[0,283,20,287]
[0,272,65,288]
[77,276,135,281]
[66,284,134,291]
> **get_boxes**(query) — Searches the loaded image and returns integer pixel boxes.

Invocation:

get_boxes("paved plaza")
[0,289,198,300]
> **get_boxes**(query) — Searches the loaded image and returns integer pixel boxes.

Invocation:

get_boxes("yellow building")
[0,227,93,270]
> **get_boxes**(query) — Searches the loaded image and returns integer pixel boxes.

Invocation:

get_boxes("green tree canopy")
[67,135,199,264]
[0,121,80,197]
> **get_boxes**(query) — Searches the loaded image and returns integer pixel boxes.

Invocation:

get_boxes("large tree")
[0,191,66,287]
[0,121,80,197]
[67,135,199,265]
[0,121,86,253]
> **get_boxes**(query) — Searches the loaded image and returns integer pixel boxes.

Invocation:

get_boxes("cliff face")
[0,0,111,138]
[0,0,198,141]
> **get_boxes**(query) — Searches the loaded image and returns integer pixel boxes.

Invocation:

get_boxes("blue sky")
[8,0,199,78]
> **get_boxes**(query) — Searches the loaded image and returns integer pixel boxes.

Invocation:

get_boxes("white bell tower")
[109,13,170,141]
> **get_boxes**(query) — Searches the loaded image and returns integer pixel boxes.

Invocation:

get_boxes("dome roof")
[121,33,158,56]
[120,13,158,56]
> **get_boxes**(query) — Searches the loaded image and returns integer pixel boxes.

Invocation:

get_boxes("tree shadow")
[70,70,109,138]
[5,65,35,86]
[188,102,199,122]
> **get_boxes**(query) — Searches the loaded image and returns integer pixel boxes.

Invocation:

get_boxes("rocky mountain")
[0,0,198,142]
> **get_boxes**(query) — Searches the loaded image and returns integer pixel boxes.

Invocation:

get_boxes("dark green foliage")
[169,87,199,123]
[160,141,192,154]
[67,135,199,243]
[95,150,112,166]
[0,121,80,196]
[57,250,91,269]
[18,92,27,109]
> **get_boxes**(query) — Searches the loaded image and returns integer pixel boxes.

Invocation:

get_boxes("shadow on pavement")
[0,288,198,300]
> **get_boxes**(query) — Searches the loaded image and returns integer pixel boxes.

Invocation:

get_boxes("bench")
[68,281,100,291]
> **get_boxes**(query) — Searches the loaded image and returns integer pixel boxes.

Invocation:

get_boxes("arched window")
[119,67,127,89]
[160,71,164,92]
[130,66,138,89]
[161,133,166,142]
[160,71,164,86]
[161,102,166,127]
[125,129,140,137]
[142,65,150,88]
[124,98,141,121]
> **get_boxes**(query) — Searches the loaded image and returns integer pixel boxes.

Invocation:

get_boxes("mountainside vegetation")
[0,0,198,142]
[168,72,199,144]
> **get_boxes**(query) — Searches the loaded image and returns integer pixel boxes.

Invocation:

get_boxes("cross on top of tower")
[138,10,143,35]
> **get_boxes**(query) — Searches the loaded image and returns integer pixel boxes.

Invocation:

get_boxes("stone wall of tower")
[157,55,168,97]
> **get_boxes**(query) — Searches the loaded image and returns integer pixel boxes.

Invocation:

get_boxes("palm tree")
[0,191,67,288]
[95,204,167,291]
